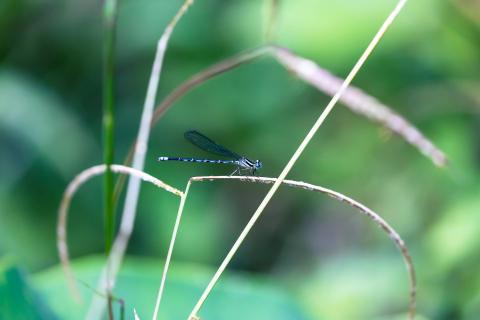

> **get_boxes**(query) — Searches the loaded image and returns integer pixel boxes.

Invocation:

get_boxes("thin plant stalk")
[188,1,408,318]
[102,0,119,256]
[86,1,195,319]
[77,279,125,320]
[151,181,192,320]
[103,1,119,317]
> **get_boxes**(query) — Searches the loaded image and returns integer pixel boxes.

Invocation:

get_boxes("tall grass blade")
[102,0,119,255]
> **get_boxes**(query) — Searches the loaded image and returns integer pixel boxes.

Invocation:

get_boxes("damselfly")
[157,130,262,175]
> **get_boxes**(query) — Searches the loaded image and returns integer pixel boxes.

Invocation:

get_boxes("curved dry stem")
[188,175,416,319]
[188,1,409,318]
[272,46,447,167]
[86,1,195,319]
[57,164,182,302]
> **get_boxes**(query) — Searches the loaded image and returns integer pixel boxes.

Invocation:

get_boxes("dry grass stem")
[152,181,192,320]
[85,1,195,318]
[188,1,408,318]
[190,175,416,317]
[272,46,447,167]
[57,164,181,302]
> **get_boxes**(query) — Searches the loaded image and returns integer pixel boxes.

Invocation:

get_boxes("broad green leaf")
[34,255,308,320]
[0,260,58,320]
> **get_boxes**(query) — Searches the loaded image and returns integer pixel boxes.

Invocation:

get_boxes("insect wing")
[184,130,241,159]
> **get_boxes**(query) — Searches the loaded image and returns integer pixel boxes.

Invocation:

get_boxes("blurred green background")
[1,0,479,319]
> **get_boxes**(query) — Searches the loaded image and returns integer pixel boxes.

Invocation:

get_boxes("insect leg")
[230,167,239,176]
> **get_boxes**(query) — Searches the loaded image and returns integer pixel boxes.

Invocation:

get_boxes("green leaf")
[34,255,308,320]
[0,260,58,320]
